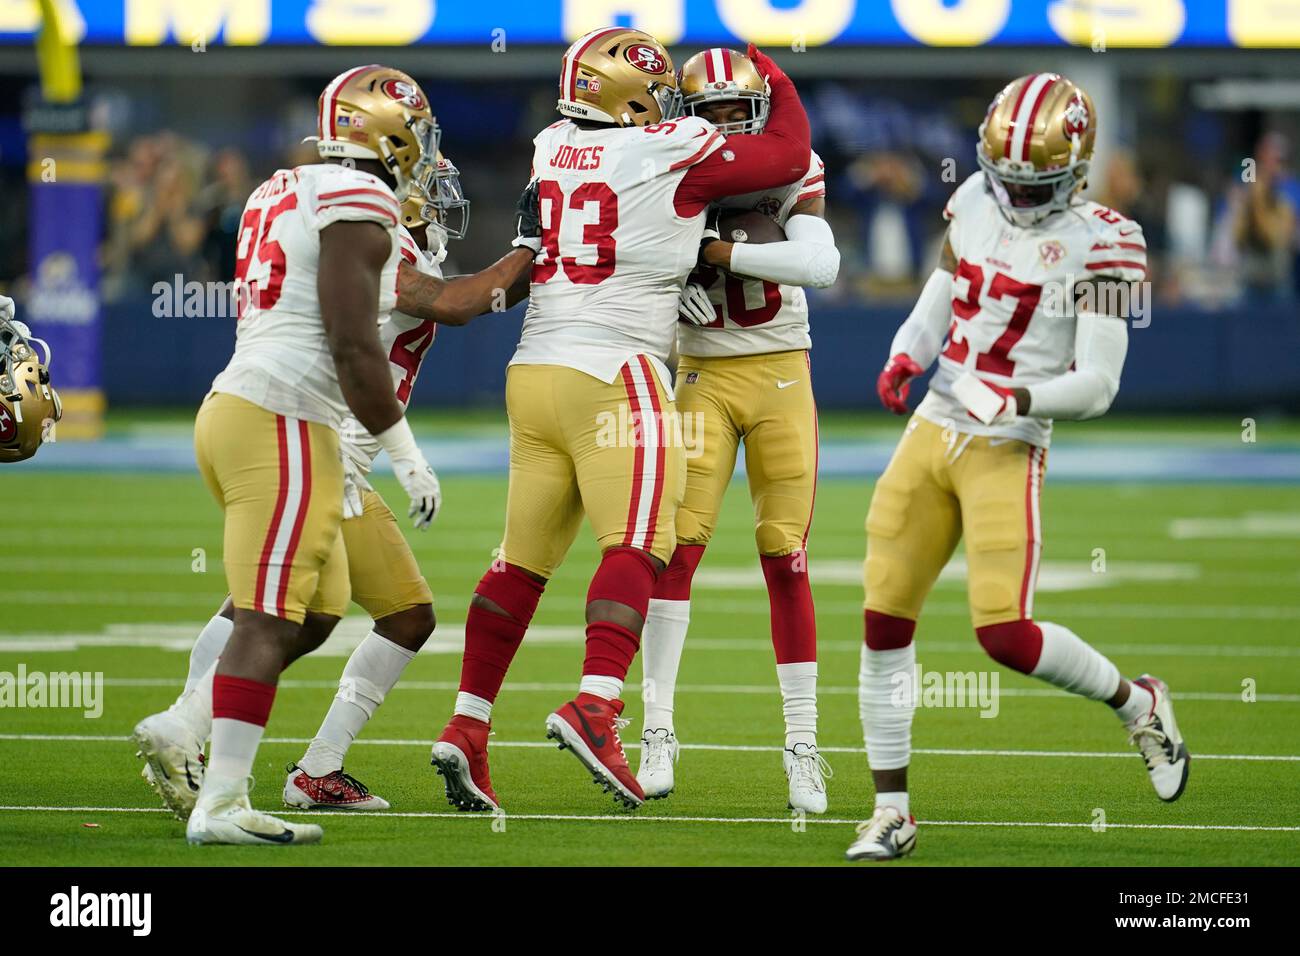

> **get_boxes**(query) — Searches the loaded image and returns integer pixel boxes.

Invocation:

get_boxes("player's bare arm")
[319,219,407,436]
[700,194,840,288]
[396,248,532,325]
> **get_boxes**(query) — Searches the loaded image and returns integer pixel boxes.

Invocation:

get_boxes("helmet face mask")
[414,154,470,241]
[679,48,770,135]
[976,73,1096,229]
[977,150,1087,228]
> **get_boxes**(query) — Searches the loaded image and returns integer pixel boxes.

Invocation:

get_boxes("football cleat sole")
[544,713,643,810]
[430,742,498,812]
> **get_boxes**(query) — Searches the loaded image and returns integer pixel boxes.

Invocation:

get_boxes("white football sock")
[579,674,623,701]
[875,790,910,817]
[776,660,818,748]
[206,717,264,783]
[1030,620,1121,701]
[181,614,232,697]
[453,691,492,723]
[172,660,216,740]
[859,642,916,771]
[1115,680,1155,724]
[297,631,416,777]
[640,598,690,733]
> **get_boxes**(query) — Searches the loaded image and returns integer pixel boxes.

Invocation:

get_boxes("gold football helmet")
[556,27,680,127]
[679,48,769,134]
[0,314,61,464]
[314,64,439,199]
[977,73,1097,227]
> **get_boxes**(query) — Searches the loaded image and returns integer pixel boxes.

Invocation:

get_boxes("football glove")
[373,418,442,530]
[678,282,716,326]
[341,457,368,521]
[876,353,923,415]
[512,178,542,254]
[746,44,789,89]
[952,372,1018,425]
[698,205,722,258]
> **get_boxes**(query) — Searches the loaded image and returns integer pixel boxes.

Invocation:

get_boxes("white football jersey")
[341,226,442,475]
[917,173,1147,448]
[677,151,825,358]
[510,116,725,390]
[211,163,402,427]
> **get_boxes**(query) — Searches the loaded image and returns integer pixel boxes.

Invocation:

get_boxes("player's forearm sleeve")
[677,76,810,207]
[888,268,953,368]
[1026,312,1128,420]
[726,215,840,288]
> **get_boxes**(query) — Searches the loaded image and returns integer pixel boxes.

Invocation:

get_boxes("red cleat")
[431,715,500,812]
[282,764,391,810]
[545,694,645,809]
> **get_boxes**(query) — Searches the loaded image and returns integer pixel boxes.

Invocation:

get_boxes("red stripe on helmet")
[567,28,624,102]
[1020,75,1059,161]
[327,65,378,140]
[1004,74,1037,159]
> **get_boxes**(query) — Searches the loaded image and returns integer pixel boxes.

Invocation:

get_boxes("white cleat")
[783,742,831,814]
[132,710,205,821]
[846,806,917,861]
[187,795,323,846]
[1127,674,1190,802]
[636,728,679,799]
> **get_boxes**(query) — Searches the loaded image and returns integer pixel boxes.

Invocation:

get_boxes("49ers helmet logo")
[1062,93,1090,138]
[0,405,14,444]
[380,78,427,111]
[624,43,667,75]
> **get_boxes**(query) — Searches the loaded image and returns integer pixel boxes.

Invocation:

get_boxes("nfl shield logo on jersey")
[1039,240,1066,266]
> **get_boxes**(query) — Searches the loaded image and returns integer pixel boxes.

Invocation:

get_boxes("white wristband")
[373,416,420,461]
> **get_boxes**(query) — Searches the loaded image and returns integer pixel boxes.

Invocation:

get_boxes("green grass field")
[2,416,1298,866]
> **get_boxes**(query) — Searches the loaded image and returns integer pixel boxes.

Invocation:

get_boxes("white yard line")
[0,804,1294,833]
[87,677,1300,703]
[2,733,1296,762]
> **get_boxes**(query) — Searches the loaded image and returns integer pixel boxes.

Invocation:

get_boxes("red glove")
[877,353,924,415]
[746,44,790,88]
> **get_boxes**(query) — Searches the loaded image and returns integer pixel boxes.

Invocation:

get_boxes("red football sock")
[458,563,545,702]
[760,552,817,664]
[864,609,916,650]
[651,544,706,601]
[584,547,660,679]
[212,674,277,726]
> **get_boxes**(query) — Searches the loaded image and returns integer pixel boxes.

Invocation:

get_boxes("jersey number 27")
[941,258,1042,377]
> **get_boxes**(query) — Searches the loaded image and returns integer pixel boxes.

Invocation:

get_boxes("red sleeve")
[674,76,811,217]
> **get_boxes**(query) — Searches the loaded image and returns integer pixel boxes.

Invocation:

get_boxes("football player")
[0,294,62,463]
[430,29,811,811]
[635,48,840,812]
[848,74,1188,861]
[128,65,524,846]
[132,150,535,820]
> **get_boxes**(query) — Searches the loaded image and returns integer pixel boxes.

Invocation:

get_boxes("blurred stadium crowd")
[1,73,1298,309]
